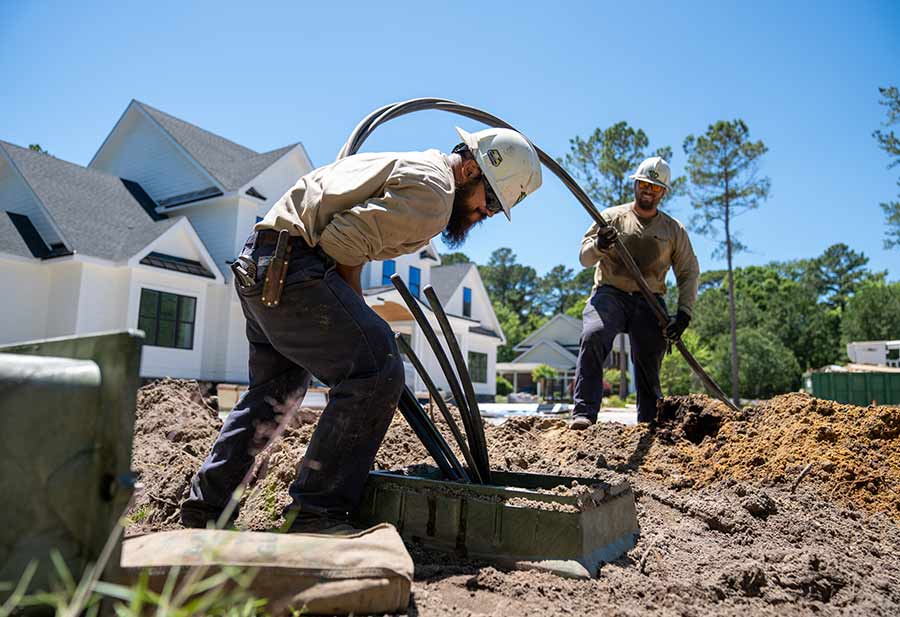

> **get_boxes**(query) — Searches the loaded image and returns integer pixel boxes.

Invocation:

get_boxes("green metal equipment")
[0,330,143,596]
[354,467,640,579]
[805,370,900,405]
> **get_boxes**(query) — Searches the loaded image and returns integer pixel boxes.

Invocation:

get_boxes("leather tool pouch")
[261,230,291,308]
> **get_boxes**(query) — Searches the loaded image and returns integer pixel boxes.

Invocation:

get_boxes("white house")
[1,101,504,396]
[846,340,900,368]
[497,313,631,399]
[364,260,505,401]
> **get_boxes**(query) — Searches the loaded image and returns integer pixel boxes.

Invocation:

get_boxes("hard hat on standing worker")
[630,156,672,191]
[455,127,542,221]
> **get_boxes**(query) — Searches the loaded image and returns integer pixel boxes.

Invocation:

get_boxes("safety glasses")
[483,178,504,215]
[637,180,666,195]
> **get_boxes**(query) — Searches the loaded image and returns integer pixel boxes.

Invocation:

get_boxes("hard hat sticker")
[648,169,660,180]
[487,149,503,167]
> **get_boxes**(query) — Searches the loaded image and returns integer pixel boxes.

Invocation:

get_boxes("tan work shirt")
[256,150,455,266]
[580,203,700,315]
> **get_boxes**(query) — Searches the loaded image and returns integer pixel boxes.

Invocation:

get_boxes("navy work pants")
[573,285,667,423]
[182,233,405,524]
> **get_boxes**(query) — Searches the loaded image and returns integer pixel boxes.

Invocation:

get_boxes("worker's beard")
[442,177,483,248]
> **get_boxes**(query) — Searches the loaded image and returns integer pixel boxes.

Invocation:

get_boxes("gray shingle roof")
[135,101,296,191]
[0,140,179,261]
[429,262,476,305]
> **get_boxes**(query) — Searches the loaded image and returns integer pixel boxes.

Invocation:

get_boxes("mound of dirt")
[127,379,221,534]
[677,393,900,517]
[127,380,900,615]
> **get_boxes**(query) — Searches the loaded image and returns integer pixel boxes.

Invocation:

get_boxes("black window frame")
[468,351,488,383]
[382,260,396,286]
[462,286,472,318]
[138,288,197,350]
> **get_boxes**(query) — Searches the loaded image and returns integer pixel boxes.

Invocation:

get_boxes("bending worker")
[181,127,542,532]
[570,157,699,430]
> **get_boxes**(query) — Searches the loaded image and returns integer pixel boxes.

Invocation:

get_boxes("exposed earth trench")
[127,379,900,616]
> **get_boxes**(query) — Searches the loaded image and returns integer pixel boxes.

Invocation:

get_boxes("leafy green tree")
[531,364,558,400]
[660,330,713,395]
[440,252,472,265]
[841,282,900,343]
[691,264,841,371]
[565,296,588,319]
[493,302,547,362]
[683,119,770,404]
[712,328,801,400]
[28,143,49,154]
[495,375,513,396]
[805,243,885,310]
[873,86,900,249]
[478,248,539,320]
[561,121,683,207]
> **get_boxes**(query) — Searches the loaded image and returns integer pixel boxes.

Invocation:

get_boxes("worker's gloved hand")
[665,310,691,341]
[594,226,618,251]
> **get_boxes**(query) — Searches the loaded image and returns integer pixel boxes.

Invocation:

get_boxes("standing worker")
[181,128,542,531]
[570,157,699,430]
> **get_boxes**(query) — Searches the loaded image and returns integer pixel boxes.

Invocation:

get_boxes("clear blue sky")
[2,1,898,280]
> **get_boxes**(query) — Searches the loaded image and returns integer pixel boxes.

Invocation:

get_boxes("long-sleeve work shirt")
[580,203,700,316]
[256,150,455,266]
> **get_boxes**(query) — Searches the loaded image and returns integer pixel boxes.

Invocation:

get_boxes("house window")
[382,260,396,286]
[463,287,472,318]
[468,351,488,383]
[409,266,421,298]
[138,289,196,349]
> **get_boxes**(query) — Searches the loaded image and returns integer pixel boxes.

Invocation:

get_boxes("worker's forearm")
[335,263,364,298]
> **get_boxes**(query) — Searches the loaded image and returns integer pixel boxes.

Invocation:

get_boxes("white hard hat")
[455,127,542,220]
[630,156,671,191]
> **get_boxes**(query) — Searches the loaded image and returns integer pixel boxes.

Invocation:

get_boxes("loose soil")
[128,380,900,615]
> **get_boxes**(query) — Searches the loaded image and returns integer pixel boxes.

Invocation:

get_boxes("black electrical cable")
[395,333,478,480]
[389,274,486,482]
[338,98,739,413]
[423,286,491,483]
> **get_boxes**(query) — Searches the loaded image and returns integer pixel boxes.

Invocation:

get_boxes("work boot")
[180,503,237,530]
[569,416,594,431]
[281,511,360,535]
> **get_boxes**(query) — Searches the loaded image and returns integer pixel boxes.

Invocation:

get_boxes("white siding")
[46,262,82,337]
[515,342,577,369]
[519,316,582,349]
[466,335,497,397]
[246,147,311,215]
[224,296,249,383]
[0,159,62,245]
[200,284,231,379]
[142,223,206,263]
[0,257,49,343]
[76,262,130,332]
[90,108,216,203]
[181,200,240,279]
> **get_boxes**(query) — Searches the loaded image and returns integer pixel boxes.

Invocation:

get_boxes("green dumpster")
[808,370,900,405]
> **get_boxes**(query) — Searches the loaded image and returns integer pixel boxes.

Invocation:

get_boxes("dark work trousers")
[572,285,668,423]
[181,233,405,525]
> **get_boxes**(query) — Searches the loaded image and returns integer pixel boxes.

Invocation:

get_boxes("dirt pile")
[678,393,900,517]
[127,379,221,534]
[127,380,900,615]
